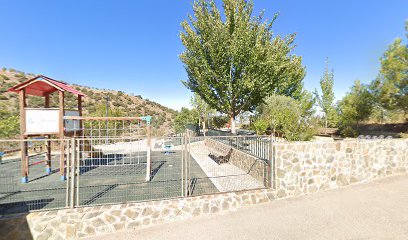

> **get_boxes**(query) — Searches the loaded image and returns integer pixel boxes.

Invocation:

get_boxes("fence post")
[76,139,80,207]
[70,138,76,208]
[187,131,191,196]
[145,125,151,182]
[65,139,70,207]
[268,135,273,189]
[181,136,184,197]
[183,130,188,196]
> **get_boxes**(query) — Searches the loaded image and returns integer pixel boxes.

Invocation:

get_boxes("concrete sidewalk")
[85,175,408,240]
[189,142,264,192]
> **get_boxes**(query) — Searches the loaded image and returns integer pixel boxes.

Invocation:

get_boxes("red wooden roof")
[8,75,86,97]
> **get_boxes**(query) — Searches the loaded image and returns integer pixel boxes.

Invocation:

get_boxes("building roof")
[8,75,86,97]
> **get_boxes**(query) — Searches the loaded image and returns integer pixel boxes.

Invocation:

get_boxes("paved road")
[86,175,408,240]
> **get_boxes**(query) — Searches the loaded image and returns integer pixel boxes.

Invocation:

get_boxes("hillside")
[0,68,177,136]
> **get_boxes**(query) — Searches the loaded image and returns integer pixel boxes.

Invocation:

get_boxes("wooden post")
[145,125,151,182]
[59,91,65,180]
[45,93,52,174]
[19,89,28,183]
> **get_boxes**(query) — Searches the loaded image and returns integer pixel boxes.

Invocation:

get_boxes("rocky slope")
[0,68,176,136]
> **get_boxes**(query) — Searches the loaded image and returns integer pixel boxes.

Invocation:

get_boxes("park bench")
[317,128,344,140]
[317,128,339,136]
[208,143,232,164]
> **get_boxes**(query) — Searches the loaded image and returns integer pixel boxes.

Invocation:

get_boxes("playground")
[0,142,217,214]
[0,75,268,216]
[0,136,270,215]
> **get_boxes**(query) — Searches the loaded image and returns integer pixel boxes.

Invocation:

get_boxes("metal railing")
[0,135,274,215]
[206,135,284,160]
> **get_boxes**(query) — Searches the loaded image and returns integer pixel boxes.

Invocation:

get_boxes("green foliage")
[89,103,124,117]
[212,115,229,129]
[173,107,199,133]
[14,73,26,78]
[338,80,374,128]
[370,22,408,119]
[251,118,268,135]
[0,116,19,139]
[0,74,9,80]
[117,91,124,97]
[339,126,358,138]
[27,96,44,108]
[180,0,305,133]
[298,90,316,118]
[0,103,20,138]
[152,114,167,128]
[84,103,126,131]
[190,93,213,131]
[256,95,316,141]
[314,59,338,127]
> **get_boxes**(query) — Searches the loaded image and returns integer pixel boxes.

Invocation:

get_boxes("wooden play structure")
[8,75,152,183]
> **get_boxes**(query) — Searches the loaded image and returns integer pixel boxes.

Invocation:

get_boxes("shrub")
[340,126,358,138]
[14,73,26,78]
[212,115,229,129]
[0,74,9,80]
[257,95,316,141]
[251,118,268,135]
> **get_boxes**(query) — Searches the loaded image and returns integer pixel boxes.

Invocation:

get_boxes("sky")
[0,0,407,111]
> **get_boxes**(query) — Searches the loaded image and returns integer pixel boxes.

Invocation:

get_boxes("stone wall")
[274,139,408,198]
[0,189,276,240]
[1,138,407,240]
[204,138,268,185]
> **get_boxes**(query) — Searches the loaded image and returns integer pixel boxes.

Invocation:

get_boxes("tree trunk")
[198,117,201,135]
[356,120,359,132]
[202,117,206,136]
[230,115,236,134]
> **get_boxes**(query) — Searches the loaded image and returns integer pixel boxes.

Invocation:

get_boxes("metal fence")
[74,137,184,207]
[0,135,274,215]
[0,139,71,215]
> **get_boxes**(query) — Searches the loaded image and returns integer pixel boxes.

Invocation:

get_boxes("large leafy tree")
[338,80,374,129]
[370,21,408,119]
[314,59,337,128]
[180,0,305,134]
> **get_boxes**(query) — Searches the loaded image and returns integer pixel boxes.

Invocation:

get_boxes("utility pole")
[104,96,110,117]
